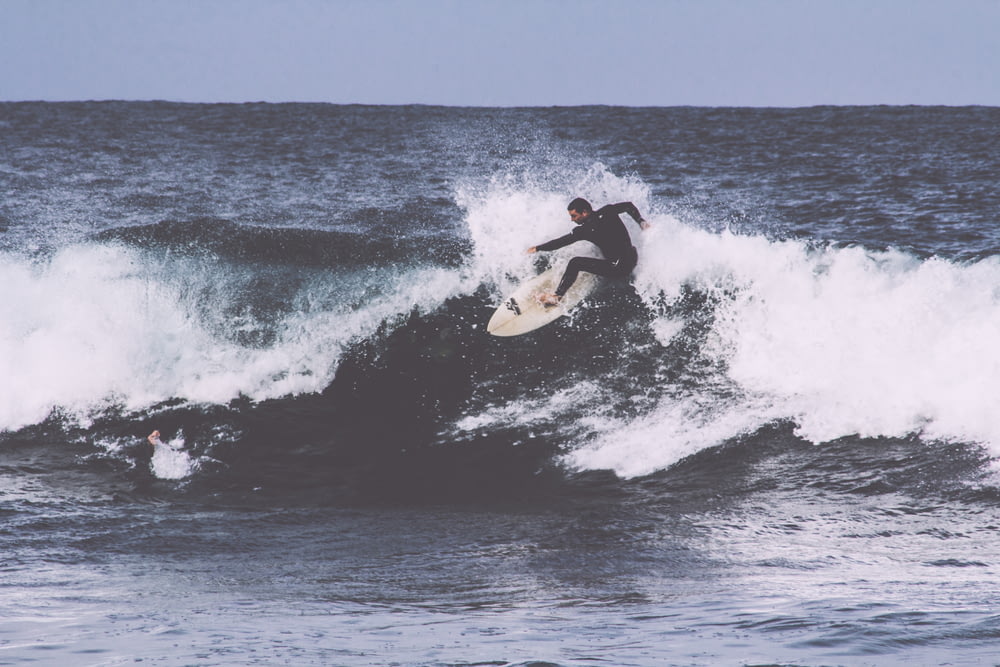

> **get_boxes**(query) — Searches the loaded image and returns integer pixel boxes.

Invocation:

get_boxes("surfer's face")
[569,209,589,224]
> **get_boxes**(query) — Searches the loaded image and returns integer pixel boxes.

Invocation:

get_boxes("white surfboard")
[487,265,596,337]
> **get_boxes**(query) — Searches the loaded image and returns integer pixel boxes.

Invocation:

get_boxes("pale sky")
[1,0,998,107]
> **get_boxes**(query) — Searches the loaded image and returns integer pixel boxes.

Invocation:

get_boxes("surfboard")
[487,265,596,337]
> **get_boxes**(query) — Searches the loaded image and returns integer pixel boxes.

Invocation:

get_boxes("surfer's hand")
[526,246,537,254]
[640,220,651,230]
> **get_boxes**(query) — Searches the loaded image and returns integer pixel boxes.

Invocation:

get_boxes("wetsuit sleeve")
[602,202,646,227]
[535,231,578,252]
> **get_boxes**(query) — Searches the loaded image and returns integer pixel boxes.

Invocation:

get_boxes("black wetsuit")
[536,202,645,297]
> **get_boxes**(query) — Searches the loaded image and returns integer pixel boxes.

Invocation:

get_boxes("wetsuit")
[535,202,645,297]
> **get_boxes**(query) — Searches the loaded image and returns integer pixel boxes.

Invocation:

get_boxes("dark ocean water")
[1,102,999,666]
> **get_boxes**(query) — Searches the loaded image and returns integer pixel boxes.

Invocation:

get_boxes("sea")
[1,102,999,667]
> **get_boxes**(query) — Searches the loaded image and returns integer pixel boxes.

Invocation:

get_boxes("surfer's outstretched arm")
[528,228,580,256]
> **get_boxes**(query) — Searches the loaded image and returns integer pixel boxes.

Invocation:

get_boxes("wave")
[0,236,465,436]
[458,165,1000,477]
[3,166,998,488]
[566,219,1000,478]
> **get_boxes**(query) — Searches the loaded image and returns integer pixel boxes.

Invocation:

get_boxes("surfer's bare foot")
[537,292,561,307]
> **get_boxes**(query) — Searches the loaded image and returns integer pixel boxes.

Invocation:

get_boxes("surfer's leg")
[554,256,616,297]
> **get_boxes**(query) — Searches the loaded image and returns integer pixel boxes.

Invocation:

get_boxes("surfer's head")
[568,198,592,224]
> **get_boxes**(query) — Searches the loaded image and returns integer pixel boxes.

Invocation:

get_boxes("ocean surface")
[1,102,999,666]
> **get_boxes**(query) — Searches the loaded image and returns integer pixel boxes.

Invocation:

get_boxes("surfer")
[526,198,650,306]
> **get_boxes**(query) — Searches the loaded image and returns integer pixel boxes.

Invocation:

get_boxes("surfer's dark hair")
[567,198,593,214]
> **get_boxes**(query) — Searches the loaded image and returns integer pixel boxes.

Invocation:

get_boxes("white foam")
[0,243,464,433]
[722,249,1000,447]
[458,165,1000,478]
[562,394,785,479]
[575,220,1000,477]
[149,433,193,480]
[453,381,607,436]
